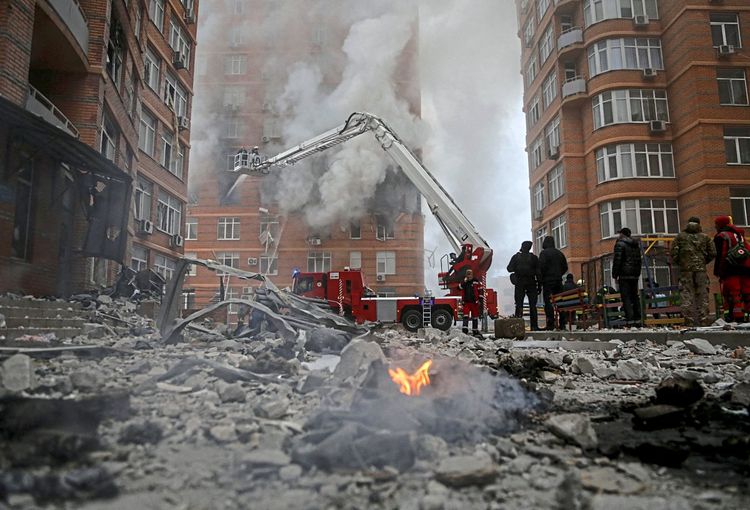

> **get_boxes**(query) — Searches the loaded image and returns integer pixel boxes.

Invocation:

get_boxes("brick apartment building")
[185,0,424,318]
[516,0,750,294]
[0,0,198,297]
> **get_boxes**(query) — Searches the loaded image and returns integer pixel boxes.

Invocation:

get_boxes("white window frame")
[592,89,669,129]
[524,19,535,48]
[148,0,164,31]
[539,23,555,63]
[217,217,241,240]
[599,199,679,239]
[134,176,153,220]
[154,254,176,281]
[138,109,156,156]
[216,252,240,274]
[349,251,362,269]
[530,136,544,169]
[131,244,148,272]
[596,143,675,182]
[144,47,161,92]
[535,226,548,255]
[551,214,568,249]
[307,252,331,272]
[544,115,560,153]
[185,252,197,276]
[587,38,663,77]
[542,70,558,109]
[224,86,246,108]
[534,181,546,212]
[225,55,247,75]
[185,217,197,240]
[584,0,659,28]
[527,95,541,128]
[226,117,242,139]
[260,256,278,275]
[725,128,750,165]
[169,18,191,68]
[731,189,750,227]
[375,215,395,240]
[526,54,538,87]
[710,12,742,48]
[537,0,551,21]
[376,251,396,275]
[161,131,174,171]
[100,111,116,162]
[717,69,749,106]
[548,164,565,202]
[157,190,182,235]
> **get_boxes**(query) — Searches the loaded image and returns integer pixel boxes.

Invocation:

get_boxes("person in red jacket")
[460,269,483,336]
[713,215,750,322]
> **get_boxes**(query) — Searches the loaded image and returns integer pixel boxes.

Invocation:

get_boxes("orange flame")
[388,360,433,396]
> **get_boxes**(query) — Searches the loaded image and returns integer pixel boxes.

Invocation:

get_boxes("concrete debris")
[304,327,351,354]
[683,338,717,355]
[332,336,386,382]
[614,359,650,381]
[580,466,645,494]
[654,376,704,407]
[218,382,247,403]
[545,413,598,450]
[730,382,750,407]
[70,369,103,392]
[434,453,497,487]
[1,353,36,392]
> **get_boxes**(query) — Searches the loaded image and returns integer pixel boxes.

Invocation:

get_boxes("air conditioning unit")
[718,45,735,57]
[138,219,153,235]
[376,274,386,282]
[172,52,186,70]
[548,146,560,159]
[171,234,184,248]
[247,257,258,266]
[533,210,543,220]
[178,116,190,131]
[184,8,195,24]
[649,120,667,133]
[309,237,322,246]
[642,68,657,79]
[633,15,649,27]
[261,136,270,143]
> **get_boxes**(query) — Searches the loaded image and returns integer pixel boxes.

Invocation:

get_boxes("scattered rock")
[83,323,108,339]
[434,453,497,487]
[305,327,351,354]
[255,397,289,419]
[296,370,329,394]
[279,464,303,481]
[632,405,685,430]
[683,338,716,356]
[1,354,36,392]
[654,376,704,407]
[546,413,598,450]
[730,382,750,407]
[615,359,649,381]
[332,337,386,382]
[580,466,644,494]
[119,421,163,445]
[218,382,246,403]
[241,449,291,468]
[96,294,113,305]
[209,423,238,443]
[70,369,103,392]
[572,356,597,375]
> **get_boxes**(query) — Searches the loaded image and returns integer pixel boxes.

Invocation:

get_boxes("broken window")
[99,110,117,162]
[260,256,278,275]
[154,253,176,281]
[161,132,174,171]
[185,252,197,276]
[131,244,149,271]
[350,220,361,239]
[259,214,279,251]
[11,159,34,260]
[106,18,124,87]
[375,215,395,240]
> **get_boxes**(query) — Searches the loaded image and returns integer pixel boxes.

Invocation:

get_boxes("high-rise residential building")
[516,0,750,293]
[185,0,423,318]
[0,0,198,296]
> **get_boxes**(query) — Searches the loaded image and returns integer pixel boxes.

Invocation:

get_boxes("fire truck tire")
[401,309,422,332]
[431,308,453,331]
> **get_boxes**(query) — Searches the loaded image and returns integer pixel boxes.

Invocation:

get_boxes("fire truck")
[231,112,498,332]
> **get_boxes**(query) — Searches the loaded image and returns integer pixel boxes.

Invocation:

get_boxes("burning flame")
[388,360,433,396]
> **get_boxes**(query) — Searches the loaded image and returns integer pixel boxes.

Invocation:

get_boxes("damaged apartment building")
[0,0,198,296]
[185,0,424,319]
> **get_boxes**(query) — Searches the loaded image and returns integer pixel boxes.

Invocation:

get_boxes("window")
[106,18,124,87]
[548,165,565,202]
[169,18,191,67]
[584,0,659,27]
[229,27,244,47]
[376,251,396,275]
[307,252,331,272]
[182,289,196,309]
[100,111,117,162]
[544,116,560,154]
[710,13,742,48]
[148,0,164,31]
[134,8,142,41]
[164,73,188,116]
[262,119,282,140]
[731,188,750,226]
[524,19,535,48]
[224,86,246,107]
[260,256,278,275]
[530,136,544,169]
[154,254,176,281]
[535,226,548,254]
[185,217,197,240]
[725,127,750,165]
[225,288,238,315]
[224,55,247,75]
[226,117,242,138]
[131,244,148,272]
[527,95,541,128]
[233,0,245,15]
[161,132,174,172]
[134,176,153,220]
[537,0,550,21]
[525,54,538,87]
[587,38,663,77]
[144,47,161,91]
[375,215,395,240]
[157,190,182,235]
[542,70,558,109]
[539,24,555,63]
[551,214,567,249]
[350,221,361,239]
[718,69,748,106]
[217,217,240,240]
[534,181,546,212]
[185,252,197,276]
[11,160,33,260]
[600,199,679,238]
[592,89,669,129]
[138,109,156,156]
[216,252,240,274]
[596,143,675,182]
[259,214,279,249]
[350,251,362,269]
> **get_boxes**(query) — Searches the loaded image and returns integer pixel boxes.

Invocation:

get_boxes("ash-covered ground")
[1,296,750,510]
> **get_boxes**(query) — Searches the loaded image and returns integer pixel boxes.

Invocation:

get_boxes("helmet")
[577,279,584,286]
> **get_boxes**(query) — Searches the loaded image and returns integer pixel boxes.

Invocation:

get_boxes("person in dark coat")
[459,269,483,335]
[562,273,577,291]
[507,241,541,330]
[539,236,568,330]
[612,227,642,325]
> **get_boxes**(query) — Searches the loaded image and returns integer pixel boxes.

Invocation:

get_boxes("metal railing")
[48,0,89,54]
[25,85,80,138]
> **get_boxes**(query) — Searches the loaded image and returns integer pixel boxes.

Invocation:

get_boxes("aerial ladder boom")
[231,112,495,303]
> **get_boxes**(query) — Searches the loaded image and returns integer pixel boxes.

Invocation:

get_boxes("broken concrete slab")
[654,376,704,407]
[683,338,717,356]
[1,354,36,392]
[218,382,247,403]
[614,359,649,381]
[545,413,598,450]
[433,453,497,488]
[332,337,386,382]
[304,327,351,354]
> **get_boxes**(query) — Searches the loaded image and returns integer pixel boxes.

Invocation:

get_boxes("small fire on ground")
[388,360,432,396]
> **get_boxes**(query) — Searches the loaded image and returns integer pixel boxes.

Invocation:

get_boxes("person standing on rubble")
[459,269,483,336]
[612,227,642,326]
[670,217,716,326]
[507,241,541,331]
[539,236,568,330]
[713,215,750,322]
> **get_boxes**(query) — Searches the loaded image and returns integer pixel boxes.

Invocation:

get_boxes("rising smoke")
[190,0,529,289]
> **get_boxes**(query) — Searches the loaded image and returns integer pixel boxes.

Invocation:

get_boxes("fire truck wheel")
[431,308,453,331]
[401,309,422,332]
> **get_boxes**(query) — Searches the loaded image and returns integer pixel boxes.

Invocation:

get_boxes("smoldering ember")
[1,270,750,510]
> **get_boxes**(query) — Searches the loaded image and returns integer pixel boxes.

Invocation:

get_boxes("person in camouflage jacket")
[670,217,717,326]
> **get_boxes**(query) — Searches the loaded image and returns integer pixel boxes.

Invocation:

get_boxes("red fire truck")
[232,112,499,332]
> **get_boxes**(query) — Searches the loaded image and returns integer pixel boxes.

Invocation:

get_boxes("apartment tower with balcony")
[185,0,424,317]
[517,0,750,291]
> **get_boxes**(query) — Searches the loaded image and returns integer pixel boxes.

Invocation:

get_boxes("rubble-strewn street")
[1,294,749,510]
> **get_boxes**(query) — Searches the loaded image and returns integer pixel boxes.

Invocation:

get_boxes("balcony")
[561,77,587,107]
[558,28,583,50]
[46,0,88,55]
[554,0,580,15]
[25,85,79,138]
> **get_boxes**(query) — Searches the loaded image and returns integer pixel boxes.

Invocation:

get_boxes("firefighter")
[713,215,750,322]
[460,269,482,336]
[251,146,262,167]
[670,216,716,326]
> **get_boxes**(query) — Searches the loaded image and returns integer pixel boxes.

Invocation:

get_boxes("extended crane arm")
[231,112,492,257]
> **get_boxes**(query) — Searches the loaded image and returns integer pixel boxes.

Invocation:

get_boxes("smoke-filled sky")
[191,0,529,290]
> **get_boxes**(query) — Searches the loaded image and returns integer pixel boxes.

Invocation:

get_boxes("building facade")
[0,0,198,297]
[185,0,424,318]
[517,0,750,292]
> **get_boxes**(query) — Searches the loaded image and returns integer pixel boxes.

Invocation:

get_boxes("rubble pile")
[1,293,749,509]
